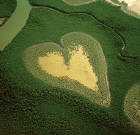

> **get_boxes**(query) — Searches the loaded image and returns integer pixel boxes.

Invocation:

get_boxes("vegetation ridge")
[32,3,140,62]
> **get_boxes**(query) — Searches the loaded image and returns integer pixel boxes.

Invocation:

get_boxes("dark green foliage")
[0,0,140,135]
[0,0,16,17]
[29,0,140,56]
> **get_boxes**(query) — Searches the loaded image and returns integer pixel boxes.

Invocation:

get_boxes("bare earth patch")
[106,0,140,18]
[38,45,99,91]
[126,0,140,15]
[0,18,5,25]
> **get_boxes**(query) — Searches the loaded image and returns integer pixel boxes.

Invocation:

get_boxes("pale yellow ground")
[106,0,120,6]
[107,0,140,15]
[38,45,99,91]
[0,18,5,25]
[126,0,140,15]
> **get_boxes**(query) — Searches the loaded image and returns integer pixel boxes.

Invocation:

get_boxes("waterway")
[0,0,32,51]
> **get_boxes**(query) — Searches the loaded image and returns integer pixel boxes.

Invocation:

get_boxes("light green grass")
[0,0,31,51]
[62,0,95,6]
[124,83,140,126]
[110,0,120,4]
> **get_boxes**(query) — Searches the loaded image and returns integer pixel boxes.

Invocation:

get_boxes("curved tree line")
[31,3,140,62]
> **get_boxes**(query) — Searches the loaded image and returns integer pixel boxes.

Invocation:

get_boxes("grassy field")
[0,0,140,135]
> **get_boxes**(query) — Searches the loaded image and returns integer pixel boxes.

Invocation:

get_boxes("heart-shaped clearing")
[23,32,110,106]
[38,45,98,91]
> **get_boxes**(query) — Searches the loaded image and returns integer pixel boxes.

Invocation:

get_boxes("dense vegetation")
[29,0,140,57]
[0,0,16,17]
[0,0,140,135]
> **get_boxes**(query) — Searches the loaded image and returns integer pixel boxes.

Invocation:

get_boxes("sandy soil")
[38,45,99,91]
[0,18,5,25]
[106,0,140,15]
[126,0,140,15]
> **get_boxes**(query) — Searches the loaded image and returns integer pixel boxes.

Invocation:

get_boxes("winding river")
[0,0,32,51]
[0,0,139,60]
